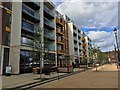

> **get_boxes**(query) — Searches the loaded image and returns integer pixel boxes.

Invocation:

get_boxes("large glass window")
[20,50,40,73]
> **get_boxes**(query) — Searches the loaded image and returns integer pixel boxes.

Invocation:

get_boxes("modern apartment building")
[105,51,117,63]
[63,15,70,66]
[84,36,92,63]
[56,11,65,66]
[68,22,82,64]
[43,1,56,66]
[56,12,69,66]
[0,1,92,75]
[0,1,57,75]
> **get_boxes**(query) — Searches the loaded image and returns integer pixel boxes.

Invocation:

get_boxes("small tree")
[90,47,108,65]
[33,27,44,79]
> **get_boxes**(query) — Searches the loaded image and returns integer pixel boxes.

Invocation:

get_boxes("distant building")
[105,51,117,63]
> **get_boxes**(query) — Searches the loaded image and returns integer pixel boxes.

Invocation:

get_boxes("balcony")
[74,37,77,41]
[56,28,64,35]
[56,17,64,27]
[21,37,34,47]
[82,37,86,42]
[44,44,55,51]
[21,20,37,34]
[31,1,40,6]
[82,43,86,47]
[83,49,86,52]
[22,4,40,23]
[74,30,77,34]
[79,46,82,50]
[23,1,40,10]
[44,6,54,19]
[75,51,78,55]
[74,44,78,49]
[57,38,64,45]
[57,49,65,54]
[79,52,82,56]
[44,17,54,30]
[44,30,55,41]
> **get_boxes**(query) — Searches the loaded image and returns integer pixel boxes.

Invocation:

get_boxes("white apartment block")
[84,36,92,63]
[68,22,82,64]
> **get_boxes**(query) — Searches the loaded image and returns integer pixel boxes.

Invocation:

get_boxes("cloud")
[87,30,115,52]
[56,1,118,28]
[55,0,118,51]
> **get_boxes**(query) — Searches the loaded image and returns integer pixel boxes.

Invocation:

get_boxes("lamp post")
[113,28,120,66]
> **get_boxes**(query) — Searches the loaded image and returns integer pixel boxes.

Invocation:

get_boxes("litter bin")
[5,66,12,76]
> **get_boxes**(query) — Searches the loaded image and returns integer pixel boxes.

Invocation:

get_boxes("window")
[21,37,34,47]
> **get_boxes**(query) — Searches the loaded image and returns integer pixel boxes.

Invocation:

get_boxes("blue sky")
[52,0,119,52]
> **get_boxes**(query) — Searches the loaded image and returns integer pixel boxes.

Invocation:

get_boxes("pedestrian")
[72,62,75,69]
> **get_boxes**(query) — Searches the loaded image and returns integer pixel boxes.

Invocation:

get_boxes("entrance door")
[3,48,9,75]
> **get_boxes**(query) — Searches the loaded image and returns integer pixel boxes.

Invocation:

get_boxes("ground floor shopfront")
[0,46,57,75]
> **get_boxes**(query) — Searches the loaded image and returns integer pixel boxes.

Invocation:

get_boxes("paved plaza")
[34,64,119,88]
[1,64,119,89]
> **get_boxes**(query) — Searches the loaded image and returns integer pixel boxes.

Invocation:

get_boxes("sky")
[52,0,119,52]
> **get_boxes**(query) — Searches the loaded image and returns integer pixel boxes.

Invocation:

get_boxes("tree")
[90,47,108,65]
[33,27,44,79]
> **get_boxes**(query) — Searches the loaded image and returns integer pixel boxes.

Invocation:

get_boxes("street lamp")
[113,28,120,66]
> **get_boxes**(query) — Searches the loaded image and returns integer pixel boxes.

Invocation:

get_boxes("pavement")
[1,63,119,89]
[33,63,119,88]
[1,68,82,89]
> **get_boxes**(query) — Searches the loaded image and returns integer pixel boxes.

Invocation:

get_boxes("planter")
[58,66,73,73]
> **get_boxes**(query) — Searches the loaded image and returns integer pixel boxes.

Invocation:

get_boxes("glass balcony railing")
[21,37,34,47]
[74,29,77,34]
[74,37,77,41]
[44,5,54,17]
[30,0,40,6]
[44,44,55,51]
[75,51,78,55]
[74,44,78,48]
[79,53,82,56]
[44,17,54,28]
[22,4,40,20]
[44,30,55,40]
[22,20,37,33]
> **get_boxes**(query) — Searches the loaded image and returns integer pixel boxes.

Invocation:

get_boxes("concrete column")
[9,2,22,74]
[0,2,2,75]
[0,47,4,75]
[53,7,57,66]
[68,23,74,62]
[40,1,44,67]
